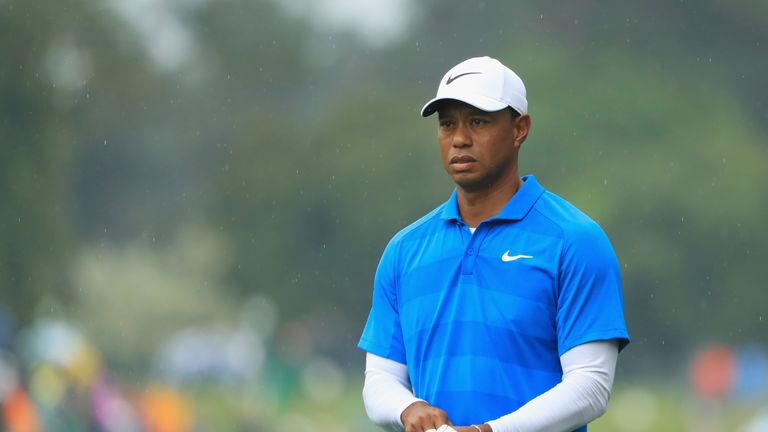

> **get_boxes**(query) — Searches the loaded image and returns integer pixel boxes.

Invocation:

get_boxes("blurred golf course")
[2,0,767,430]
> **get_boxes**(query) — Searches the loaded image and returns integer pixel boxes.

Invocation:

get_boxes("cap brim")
[420,93,509,117]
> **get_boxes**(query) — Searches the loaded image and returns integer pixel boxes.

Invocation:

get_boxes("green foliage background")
[1,0,767,428]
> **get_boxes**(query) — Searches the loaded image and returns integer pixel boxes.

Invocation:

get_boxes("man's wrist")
[455,425,492,432]
[400,400,429,425]
[473,424,492,432]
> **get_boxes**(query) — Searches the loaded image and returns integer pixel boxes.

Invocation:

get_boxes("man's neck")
[457,174,522,228]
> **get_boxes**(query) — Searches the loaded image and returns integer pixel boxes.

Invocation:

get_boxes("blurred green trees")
[1,0,81,324]
[1,0,766,375]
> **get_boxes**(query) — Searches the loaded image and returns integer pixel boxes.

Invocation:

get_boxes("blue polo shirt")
[358,175,629,429]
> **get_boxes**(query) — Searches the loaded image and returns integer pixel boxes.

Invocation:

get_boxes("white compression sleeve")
[486,340,619,432]
[363,353,425,431]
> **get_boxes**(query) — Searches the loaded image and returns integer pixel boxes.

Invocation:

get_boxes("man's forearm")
[363,341,618,432]
[487,340,618,432]
[363,353,425,431]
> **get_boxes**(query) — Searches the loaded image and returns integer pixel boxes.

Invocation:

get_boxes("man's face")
[437,100,528,192]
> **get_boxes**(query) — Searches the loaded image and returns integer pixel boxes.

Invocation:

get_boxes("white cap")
[420,56,528,117]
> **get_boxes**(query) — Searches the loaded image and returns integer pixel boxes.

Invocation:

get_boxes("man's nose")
[452,123,471,148]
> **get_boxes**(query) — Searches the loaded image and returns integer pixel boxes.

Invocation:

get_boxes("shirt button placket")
[461,227,489,275]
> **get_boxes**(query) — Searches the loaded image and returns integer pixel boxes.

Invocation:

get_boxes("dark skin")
[400,100,531,432]
[438,100,531,228]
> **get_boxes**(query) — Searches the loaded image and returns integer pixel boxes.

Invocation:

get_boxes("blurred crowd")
[2,309,766,431]
[0,319,194,432]
[0,298,358,432]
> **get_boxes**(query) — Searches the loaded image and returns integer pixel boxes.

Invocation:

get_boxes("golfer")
[358,56,629,432]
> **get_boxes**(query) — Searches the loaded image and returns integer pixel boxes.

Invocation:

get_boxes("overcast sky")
[106,0,417,71]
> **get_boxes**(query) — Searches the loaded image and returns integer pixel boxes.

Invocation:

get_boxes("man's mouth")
[450,155,476,164]
[450,155,477,172]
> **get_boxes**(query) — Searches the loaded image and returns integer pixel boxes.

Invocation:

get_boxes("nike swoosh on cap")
[501,251,533,262]
[446,71,481,85]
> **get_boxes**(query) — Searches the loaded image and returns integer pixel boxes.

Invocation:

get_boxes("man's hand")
[400,401,451,432]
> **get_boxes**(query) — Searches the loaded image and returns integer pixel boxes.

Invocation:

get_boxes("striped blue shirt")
[358,175,629,429]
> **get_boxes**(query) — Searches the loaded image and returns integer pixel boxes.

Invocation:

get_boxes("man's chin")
[456,184,488,194]
[453,175,486,192]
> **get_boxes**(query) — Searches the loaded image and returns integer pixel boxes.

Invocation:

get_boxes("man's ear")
[514,114,531,147]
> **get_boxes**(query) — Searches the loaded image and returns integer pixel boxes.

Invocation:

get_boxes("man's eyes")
[439,118,489,127]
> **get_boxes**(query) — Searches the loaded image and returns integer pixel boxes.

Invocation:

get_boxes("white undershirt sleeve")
[486,340,619,432]
[362,340,618,432]
[363,353,425,431]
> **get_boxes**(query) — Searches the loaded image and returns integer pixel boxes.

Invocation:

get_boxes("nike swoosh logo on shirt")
[501,251,533,262]
[446,71,481,85]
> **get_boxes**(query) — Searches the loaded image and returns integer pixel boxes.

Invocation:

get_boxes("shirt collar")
[440,189,462,221]
[440,175,545,222]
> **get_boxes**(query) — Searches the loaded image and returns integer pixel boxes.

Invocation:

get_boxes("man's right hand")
[400,401,451,432]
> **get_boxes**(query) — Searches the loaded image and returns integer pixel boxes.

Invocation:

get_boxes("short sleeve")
[358,239,407,363]
[556,223,630,356]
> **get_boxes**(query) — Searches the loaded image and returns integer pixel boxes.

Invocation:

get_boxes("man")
[358,56,629,432]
